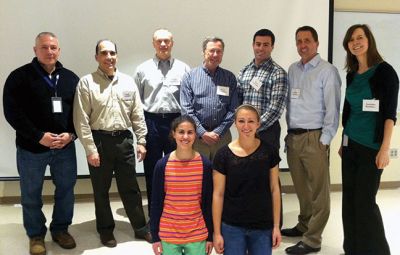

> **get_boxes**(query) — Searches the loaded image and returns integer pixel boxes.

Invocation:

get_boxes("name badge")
[342,134,348,147]
[122,91,133,100]
[291,88,301,99]
[249,77,262,91]
[362,99,379,112]
[217,86,230,96]
[163,77,181,86]
[51,97,63,113]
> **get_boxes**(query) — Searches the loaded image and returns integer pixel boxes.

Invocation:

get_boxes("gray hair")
[153,28,173,40]
[202,36,224,52]
[35,32,57,44]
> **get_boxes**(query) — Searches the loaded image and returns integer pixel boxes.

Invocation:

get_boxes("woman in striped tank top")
[150,115,214,255]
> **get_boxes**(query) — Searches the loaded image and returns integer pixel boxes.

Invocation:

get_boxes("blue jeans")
[222,222,272,255]
[17,143,77,237]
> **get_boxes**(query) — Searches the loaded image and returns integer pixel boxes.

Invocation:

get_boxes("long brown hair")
[342,24,383,72]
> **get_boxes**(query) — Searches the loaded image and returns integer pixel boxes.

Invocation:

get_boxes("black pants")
[89,131,147,235]
[342,138,390,255]
[143,112,179,217]
[257,121,281,150]
[258,121,283,228]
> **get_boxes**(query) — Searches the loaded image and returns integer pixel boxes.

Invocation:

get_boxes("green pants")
[161,240,206,255]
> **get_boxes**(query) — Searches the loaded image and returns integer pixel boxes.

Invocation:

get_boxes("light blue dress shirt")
[286,54,341,145]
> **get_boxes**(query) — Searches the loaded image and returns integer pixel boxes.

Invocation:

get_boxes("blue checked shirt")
[180,65,238,137]
[237,58,288,131]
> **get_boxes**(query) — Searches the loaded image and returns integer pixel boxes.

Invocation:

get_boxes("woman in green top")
[340,24,399,255]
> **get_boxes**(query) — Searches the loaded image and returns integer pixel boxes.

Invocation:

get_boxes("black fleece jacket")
[3,58,79,153]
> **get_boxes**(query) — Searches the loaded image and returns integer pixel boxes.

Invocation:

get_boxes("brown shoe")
[135,231,152,243]
[100,233,117,248]
[51,231,76,249]
[29,236,46,255]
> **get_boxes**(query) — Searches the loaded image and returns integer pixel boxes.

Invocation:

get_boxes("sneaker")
[100,232,117,248]
[51,231,76,249]
[29,236,46,255]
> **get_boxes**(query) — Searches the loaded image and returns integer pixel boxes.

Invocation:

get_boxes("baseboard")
[1,182,399,204]
[281,181,400,193]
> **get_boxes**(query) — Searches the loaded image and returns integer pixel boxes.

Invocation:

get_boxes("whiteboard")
[0,0,331,178]
[333,11,400,110]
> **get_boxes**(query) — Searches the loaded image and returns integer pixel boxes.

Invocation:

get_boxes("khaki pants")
[194,131,232,161]
[286,130,330,248]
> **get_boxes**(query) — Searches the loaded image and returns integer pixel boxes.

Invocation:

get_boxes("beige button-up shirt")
[73,68,147,156]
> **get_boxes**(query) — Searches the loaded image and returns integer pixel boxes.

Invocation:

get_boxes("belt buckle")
[111,130,119,136]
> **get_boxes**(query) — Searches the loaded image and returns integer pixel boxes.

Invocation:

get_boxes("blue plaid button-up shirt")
[237,58,288,131]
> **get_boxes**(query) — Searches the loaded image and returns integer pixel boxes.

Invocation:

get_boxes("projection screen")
[0,0,332,178]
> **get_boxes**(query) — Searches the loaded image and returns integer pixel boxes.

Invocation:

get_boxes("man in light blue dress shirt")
[283,26,341,255]
[134,29,190,218]
[180,37,238,161]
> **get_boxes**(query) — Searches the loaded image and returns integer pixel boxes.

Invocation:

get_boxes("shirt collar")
[297,53,321,69]
[251,57,273,69]
[202,63,220,75]
[32,57,63,74]
[153,56,174,68]
[96,67,119,81]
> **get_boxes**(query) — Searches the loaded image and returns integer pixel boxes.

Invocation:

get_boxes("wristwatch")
[69,133,77,141]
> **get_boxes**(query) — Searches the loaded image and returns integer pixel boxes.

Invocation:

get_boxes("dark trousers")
[342,138,390,255]
[143,112,179,217]
[257,121,281,150]
[258,121,283,228]
[89,131,147,235]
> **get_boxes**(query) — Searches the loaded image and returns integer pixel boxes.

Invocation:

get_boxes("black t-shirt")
[213,141,280,229]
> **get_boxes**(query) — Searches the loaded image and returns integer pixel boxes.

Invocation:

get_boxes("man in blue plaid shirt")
[237,29,288,149]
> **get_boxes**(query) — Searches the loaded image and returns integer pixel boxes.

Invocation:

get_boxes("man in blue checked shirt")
[180,36,238,161]
[237,29,288,150]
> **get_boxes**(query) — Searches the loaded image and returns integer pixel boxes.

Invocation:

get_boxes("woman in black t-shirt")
[212,104,281,255]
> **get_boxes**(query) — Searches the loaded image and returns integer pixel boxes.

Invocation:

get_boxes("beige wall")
[335,0,400,13]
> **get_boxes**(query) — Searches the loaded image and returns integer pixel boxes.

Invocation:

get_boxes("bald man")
[134,29,190,218]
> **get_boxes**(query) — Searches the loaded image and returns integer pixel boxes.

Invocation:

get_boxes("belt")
[287,128,322,135]
[92,129,130,136]
[144,111,181,119]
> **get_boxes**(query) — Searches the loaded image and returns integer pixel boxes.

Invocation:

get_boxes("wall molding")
[1,182,399,204]
[335,0,400,13]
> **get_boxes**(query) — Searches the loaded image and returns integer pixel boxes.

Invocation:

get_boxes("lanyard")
[32,62,60,94]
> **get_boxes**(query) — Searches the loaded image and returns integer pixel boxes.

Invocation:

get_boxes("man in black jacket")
[3,32,79,255]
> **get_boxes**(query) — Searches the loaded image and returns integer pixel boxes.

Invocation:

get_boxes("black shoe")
[281,226,304,237]
[285,241,321,254]
[100,233,117,248]
[135,231,152,243]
